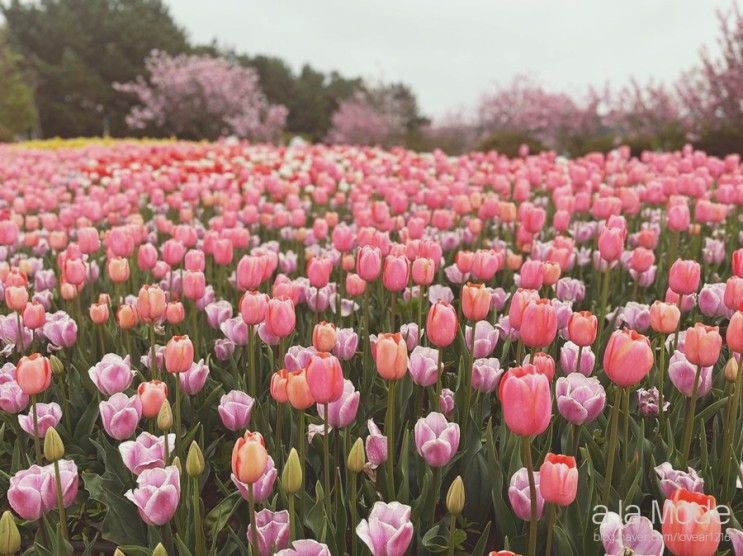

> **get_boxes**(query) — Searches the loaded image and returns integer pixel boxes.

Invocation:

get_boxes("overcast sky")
[168,0,739,119]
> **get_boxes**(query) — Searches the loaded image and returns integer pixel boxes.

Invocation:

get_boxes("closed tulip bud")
[164,335,194,374]
[727,311,743,354]
[567,311,597,347]
[375,333,408,380]
[116,304,139,330]
[89,302,109,324]
[107,257,130,283]
[347,437,366,473]
[152,543,168,556]
[426,301,458,348]
[668,259,701,296]
[312,321,337,352]
[157,399,173,432]
[138,380,168,418]
[50,354,64,376]
[649,301,681,334]
[16,353,52,395]
[724,358,739,383]
[186,441,204,477]
[4,286,28,312]
[0,511,21,556]
[43,426,64,462]
[520,299,557,349]
[539,453,578,506]
[684,323,722,367]
[281,448,302,494]
[462,282,491,322]
[603,328,654,387]
[165,302,185,325]
[446,476,465,515]
[171,456,182,475]
[231,431,268,484]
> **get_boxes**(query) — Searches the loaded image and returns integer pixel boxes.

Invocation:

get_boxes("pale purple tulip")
[232,456,277,504]
[414,412,459,468]
[317,379,359,428]
[612,302,651,332]
[556,373,606,425]
[179,359,210,395]
[34,269,56,291]
[88,353,135,396]
[279,251,298,274]
[33,290,53,310]
[47,459,79,510]
[599,512,664,556]
[365,419,387,468]
[472,357,502,392]
[668,350,712,398]
[306,286,331,312]
[508,467,544,520]
[559,341,595,376]
[221,316,248,345]
[489,287,510,311]
[214,338,235,361]
[247,509,290,556]
[630,265,658,288]
[428,284,454,304]
[654,462,704,498]
[699,282,733,319]
[41,311,78,348]
[496,315,519,342]
[284,345,316,372]
[356,501,414,556]
[332,328,359,360]
[465,321,499,357]
[555,278,585,303]
[0,365,28,413]
[0,314,33,350]
[7,464,52,520]
[205,300,233,329]
[637,387,668,417]
[119,432,175,475]
[125,465,180,526]
[257,322,281,346]
[99,393,142,440]
[196,285,216,311]
[703,238,726,265]
[729,528,743,556]
[408,346,439,387]
[399,322,420,351]
[439,388,455,417]
[275,539,331,556]
[140,344,165,370]
[218,390,255,431]
[444,264,468,285]
[19,402,62,438]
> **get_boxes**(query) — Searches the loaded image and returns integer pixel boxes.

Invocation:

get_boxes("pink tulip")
[125,465,181,526]
[414,412,460,467]
[119,432,175,475]
[356,501,414,556]
[275,540,331,556]
[246,509,290,556]
[178,359,210,395]
[88,353,135,396]
[499,364,552,436]
[232,456,278,504]
[218,390,255,431]
[508,467,545,520]
[18,402,62,438]
[408,346,439,387]
[99,393,142,440]
[556,373,606,425]
[365,419,387,468]
[668,350,713,398]
[316,379,359,428]
[8,460,78,521]
[654,462,705,499]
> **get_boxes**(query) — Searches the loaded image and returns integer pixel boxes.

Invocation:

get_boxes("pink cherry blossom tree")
[115,50,287,141]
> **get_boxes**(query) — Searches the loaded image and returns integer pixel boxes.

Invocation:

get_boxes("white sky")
[168,0,740,119]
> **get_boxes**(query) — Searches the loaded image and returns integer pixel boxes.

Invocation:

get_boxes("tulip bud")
[157,399,173,432]
[50,354,65,376]
[171,456,182,475]
[281,448,302,494]
[0,511,21,556]
[114,550,126,556]
[186,441,205,477]
[725,357,739,383]
[43,426,64,462]
[152,543,168,556]
[446,476,465,515]
[347,437,365,473]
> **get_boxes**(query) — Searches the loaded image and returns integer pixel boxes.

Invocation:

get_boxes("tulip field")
[2,139,743,556]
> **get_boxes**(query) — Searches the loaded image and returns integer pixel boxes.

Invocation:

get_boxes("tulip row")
[0,141,742,556]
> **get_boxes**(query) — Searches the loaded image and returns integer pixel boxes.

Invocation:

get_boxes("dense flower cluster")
[0,139,742,555]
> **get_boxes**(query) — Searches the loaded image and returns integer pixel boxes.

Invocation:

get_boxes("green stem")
[545,504,555,556]
[247,326,255,395]
[658,334,666,430]
[174,374,182,457]
[602,387,623,506]
[298,411,306,518]
[192,476,206,556]
[323,402,332,520]
[522,436,537,556]
[149,324,158,379]
[385,380,397,500]
[431,466,441,525]
[16,311,24,354]
[447,514,457,556]
[247,482,259,556]
[350,471,358,556]
[680,364,703,467]
[721,354,743,494]
[622,388,630,466]
[53,460,68,540]
[32,395,41,464]
[288,494,296,541]
[572,424,581,458]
